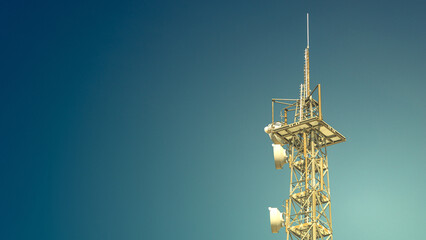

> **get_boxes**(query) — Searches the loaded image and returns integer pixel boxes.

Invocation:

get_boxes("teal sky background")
[2,0,426,239]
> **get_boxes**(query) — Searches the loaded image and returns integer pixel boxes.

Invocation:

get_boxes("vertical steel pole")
[318,84,322,120]
[320,156,324,191]
[285,199,289,231]
[311,132,315,188]
[303,132,308,190]
[313,191,317,240]
[284,109,288,125]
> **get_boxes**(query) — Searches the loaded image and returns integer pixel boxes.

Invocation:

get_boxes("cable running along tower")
[264,14,346,240]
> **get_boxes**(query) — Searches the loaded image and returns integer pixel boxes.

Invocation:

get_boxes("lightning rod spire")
[307,13,309,48]
[304,13,310,98]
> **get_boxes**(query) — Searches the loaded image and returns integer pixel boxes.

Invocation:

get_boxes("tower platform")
[289,222,331,238]
[269,117,346,147]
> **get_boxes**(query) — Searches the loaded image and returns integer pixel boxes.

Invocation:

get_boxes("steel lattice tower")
[264,14,346,240]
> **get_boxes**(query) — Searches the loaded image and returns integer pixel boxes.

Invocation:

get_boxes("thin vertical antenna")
[305,13,310,96]
[307,13,309,48]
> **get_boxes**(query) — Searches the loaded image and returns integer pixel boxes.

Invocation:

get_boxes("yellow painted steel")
[318,84,322,121]
[320,157,324,191]
[303,132,308,190]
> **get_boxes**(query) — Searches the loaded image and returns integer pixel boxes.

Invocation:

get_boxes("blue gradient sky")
[2,0,426,239]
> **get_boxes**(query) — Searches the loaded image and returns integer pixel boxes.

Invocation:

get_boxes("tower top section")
[265,13,346,147]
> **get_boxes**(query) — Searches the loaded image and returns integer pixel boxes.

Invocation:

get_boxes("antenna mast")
[304,13,310,98]
[307,13,309,48]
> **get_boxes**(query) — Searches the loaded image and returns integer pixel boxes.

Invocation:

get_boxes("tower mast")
[265,14,346,240]
[305,13,310,98]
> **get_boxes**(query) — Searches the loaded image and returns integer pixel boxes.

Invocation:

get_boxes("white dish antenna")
[272,144,288,169]
[268,207,284,233]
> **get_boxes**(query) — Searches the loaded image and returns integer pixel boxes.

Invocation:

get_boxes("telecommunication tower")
[264,14,346,240]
